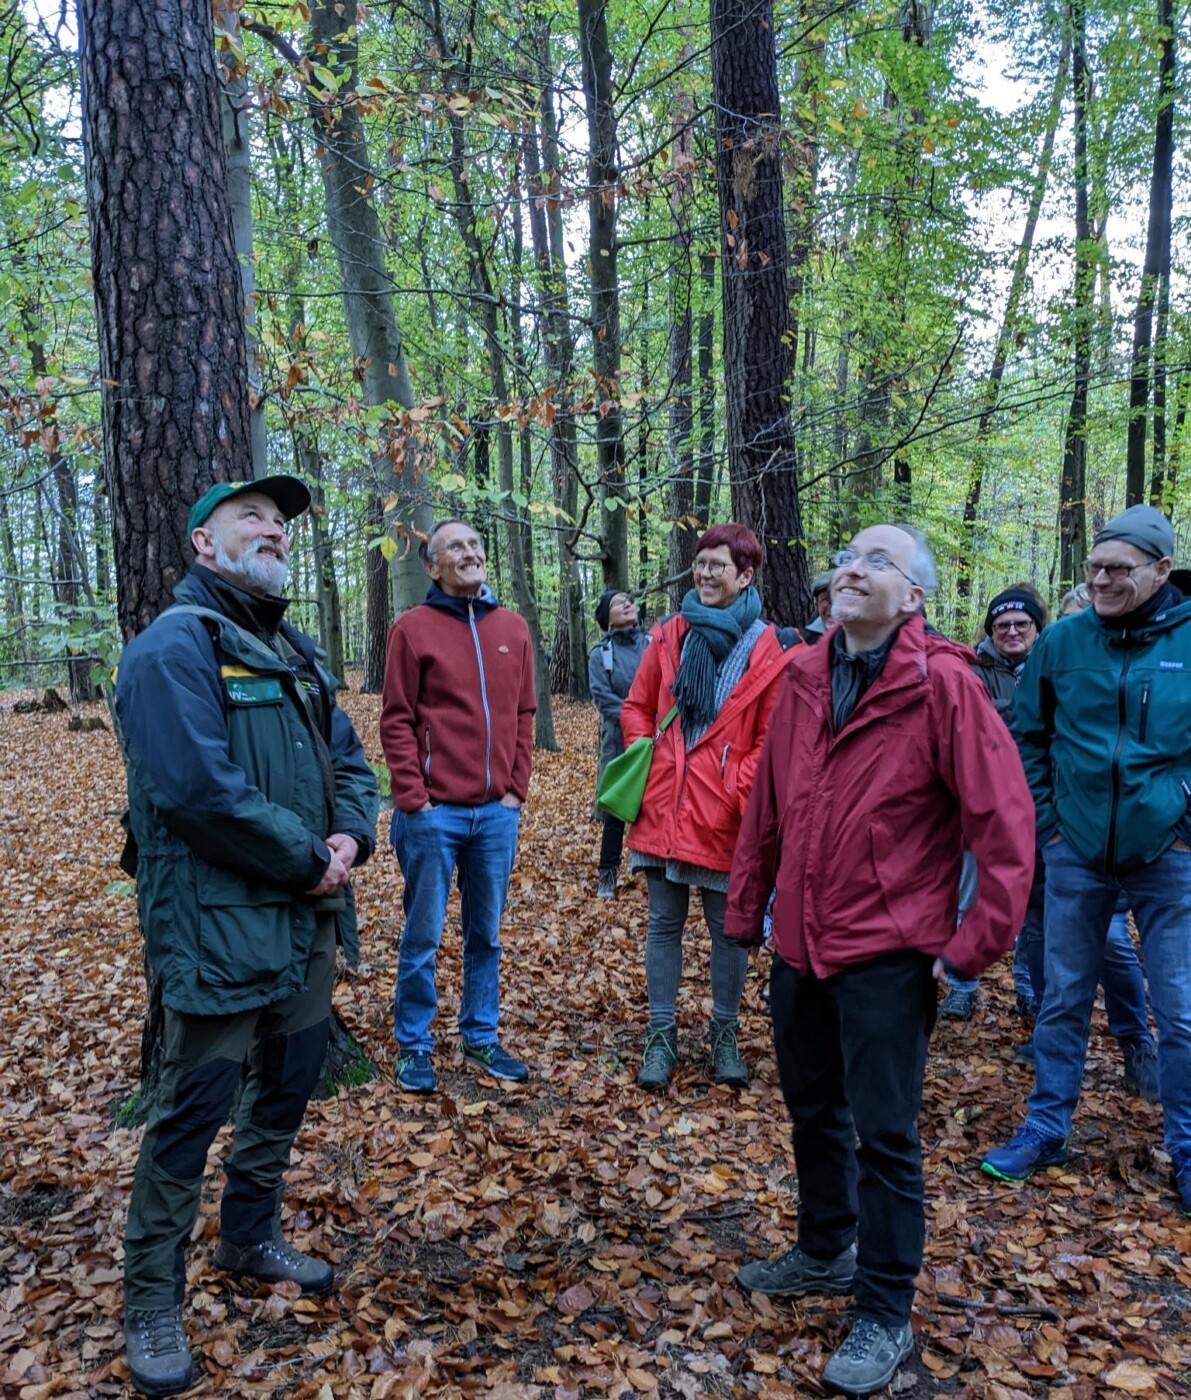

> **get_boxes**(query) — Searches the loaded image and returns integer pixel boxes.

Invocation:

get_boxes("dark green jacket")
[1011,595,1191,874]
[116,568,378,1015]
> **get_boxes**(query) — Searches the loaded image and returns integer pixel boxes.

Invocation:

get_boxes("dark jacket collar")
[423,581,500,622]
[175,565,290,638]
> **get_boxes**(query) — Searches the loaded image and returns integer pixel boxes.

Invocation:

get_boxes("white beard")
[214,535,289,595]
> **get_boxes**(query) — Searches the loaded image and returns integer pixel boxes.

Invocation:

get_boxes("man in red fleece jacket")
[380,520,536,1094]
[726,524,1034,1397]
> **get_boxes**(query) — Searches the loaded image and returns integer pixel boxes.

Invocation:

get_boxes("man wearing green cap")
[115,476,378,1396]
[981,504,1191,1218]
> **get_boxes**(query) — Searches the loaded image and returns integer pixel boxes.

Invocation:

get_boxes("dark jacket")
[380,584,536,812]
[1011,593,1191,873]
[972,636,1021,716]
[725,615,1035,979]
[116,567,378,1016]
[588,626,650,770]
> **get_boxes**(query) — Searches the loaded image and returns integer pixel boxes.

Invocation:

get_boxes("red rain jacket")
[725,615,1035,979]
[622,615,800,873]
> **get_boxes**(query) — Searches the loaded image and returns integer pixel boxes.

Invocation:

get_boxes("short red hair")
[695,522,763,575]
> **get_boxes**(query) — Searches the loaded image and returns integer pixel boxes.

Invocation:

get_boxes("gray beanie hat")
[1094,504,1174,561]
[811,570,834,596]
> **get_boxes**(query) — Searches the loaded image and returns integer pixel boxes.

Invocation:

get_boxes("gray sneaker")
[737,1243,856,1297]
[597,869,616,899]
[637,1024,678,1088]
[213,1237,333,1297]
[709,1019,748,1086]
[822,1317,915,1396]
[124,1305,194,1397]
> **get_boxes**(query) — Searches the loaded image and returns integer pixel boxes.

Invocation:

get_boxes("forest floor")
[1,691,1189,1400]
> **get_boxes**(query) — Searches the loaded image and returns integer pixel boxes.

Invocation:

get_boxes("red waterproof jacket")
[622,616,800,873]
[725,615,1035,979]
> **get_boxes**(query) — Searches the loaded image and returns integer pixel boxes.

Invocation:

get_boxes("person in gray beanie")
[982,503,1191,1218]
[803,570,835,641]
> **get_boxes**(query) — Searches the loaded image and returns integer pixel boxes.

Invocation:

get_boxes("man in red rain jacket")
[726,523,1034,1397]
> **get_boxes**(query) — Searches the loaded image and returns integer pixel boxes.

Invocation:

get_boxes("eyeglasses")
[691,560,730,579]
[832,548,918,587]
[991,619,1035,636]
[1084,559,1151,583]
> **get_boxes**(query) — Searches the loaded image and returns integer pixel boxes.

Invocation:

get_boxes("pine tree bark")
[78,0,253,642]
[711,0,810,625]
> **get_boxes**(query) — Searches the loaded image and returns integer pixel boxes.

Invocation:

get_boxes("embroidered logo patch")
[221,666,283,704]
[1159,660,1184,669]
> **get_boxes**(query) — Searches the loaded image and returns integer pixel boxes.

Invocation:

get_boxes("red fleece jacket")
[380,598,536,812]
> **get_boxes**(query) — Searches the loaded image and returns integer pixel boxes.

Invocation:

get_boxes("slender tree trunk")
[1126,0,1175,506]
[695,252,716,530]
[667,70,696,613]
[1060,0,1091,587]
[577,0,628,591]
[957,32,1068,605]
[711,0,810,625]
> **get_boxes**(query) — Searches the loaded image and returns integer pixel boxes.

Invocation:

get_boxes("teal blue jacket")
[116,568,378,1015]
[1011,593,1191,874]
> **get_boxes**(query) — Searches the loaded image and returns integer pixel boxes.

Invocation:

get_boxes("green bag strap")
[655,705,679,740]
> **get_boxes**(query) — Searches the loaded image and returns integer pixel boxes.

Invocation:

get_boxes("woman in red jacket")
[621,523,799,1089]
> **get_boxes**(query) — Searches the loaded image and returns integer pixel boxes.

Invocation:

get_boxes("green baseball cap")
[188,475,311,535]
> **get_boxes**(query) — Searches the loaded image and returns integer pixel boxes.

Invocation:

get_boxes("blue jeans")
[391,801,521,1053]
[1026,840,1191,1158]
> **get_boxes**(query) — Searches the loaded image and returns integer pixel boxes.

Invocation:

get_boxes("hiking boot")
[822,1317,915,1396]
[395,1050,436,1094]
[1120,1036,1159,1103]
[637,1024,678,1089]
[124,1304,194,1397]
[939,987,976,1020]
[213,1237,334,1297]
[462,1041,529,1082]
[596,868,616,899]
[709,1019,748,1087]
[981,1125,1067,1182]
[737,1243,856,1298]
[1014,992,1035,1021]
[1013,1037,1035,1066]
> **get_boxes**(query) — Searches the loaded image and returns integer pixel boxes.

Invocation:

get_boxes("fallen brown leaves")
[1,692,1189,1398]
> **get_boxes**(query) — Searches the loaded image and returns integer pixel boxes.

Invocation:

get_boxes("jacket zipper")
[1105,650,1133,873]
[468,600,493,801]
[1139,684,1149,744]
[720,742,731,779]
[424,723,432,782]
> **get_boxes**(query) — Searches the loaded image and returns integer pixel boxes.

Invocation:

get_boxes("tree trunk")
[79,0,253,642]
[667,70,696,613]
[1060,0,1091,587]
[577,0,628,591]
[711,0,810,626]
[957,31,1068,606]
[1125,0,1175,507]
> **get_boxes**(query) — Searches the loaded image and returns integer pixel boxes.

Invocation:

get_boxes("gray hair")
[420,518,473,562]
[892,524,938,596]
[1059,582,1092,614]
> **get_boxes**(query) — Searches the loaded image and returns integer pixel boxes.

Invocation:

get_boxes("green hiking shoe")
[637,1024,678,1088]
[710,1019,748,1086]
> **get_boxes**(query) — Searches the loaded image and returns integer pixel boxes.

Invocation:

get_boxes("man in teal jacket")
[116,476,378,1396]
[982,505,1191,1216]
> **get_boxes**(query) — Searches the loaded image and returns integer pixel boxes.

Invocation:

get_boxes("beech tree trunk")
[1060,0,1091,587]
[79,0,253,642]
[711,0,810,625]
[667,72,696,613]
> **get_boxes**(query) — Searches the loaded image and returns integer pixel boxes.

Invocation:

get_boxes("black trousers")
[599,816,625,871]
[770,950,937,1327]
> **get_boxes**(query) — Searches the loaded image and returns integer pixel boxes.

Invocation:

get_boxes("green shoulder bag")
[596,705,679,824]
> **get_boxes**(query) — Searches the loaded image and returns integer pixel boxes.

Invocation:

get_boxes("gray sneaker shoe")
[213,1237,333,1297]
[737,1243,856,1297]
[709,1019,748,1086]
[597,868,616,899]
[124,1305,194,1397]
[1120,1036,1159,1103]
[637,1024,678,1088]
[822,1317,915,1396]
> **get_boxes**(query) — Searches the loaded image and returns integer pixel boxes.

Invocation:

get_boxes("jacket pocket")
[196,866,292,989]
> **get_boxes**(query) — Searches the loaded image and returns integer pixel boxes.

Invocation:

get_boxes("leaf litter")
[1,695,1189,1397]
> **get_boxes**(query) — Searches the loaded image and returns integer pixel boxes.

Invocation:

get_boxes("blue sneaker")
[462,1041,529,1082]
[395,1050,436,1094]
[981,1125,1067,1182]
